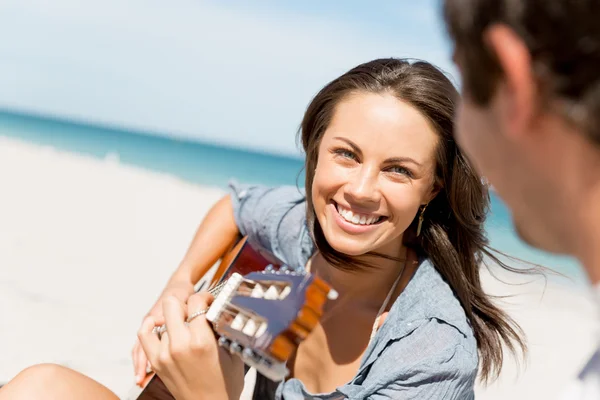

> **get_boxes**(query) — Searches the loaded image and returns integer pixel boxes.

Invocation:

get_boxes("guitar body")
[208,236,284,288]
[134,237,335,400]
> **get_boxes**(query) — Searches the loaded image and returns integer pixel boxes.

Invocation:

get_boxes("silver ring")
[186,308,209,323]
[151,307,209,340]
[152,324,168,338]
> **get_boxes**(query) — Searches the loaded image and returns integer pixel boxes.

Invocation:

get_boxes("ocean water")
[0,110,586,286]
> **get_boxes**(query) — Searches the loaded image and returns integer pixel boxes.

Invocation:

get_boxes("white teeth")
[336,204,381,226]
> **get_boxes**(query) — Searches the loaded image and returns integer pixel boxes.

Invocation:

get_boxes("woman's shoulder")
[337,269,478,399]
[338,317,477,399]
[227,180,314,269]
[383,314,478,369]
[339,258,478,398]
[373,258,479,367]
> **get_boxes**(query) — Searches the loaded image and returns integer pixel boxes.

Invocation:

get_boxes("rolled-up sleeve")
[339,318,477,400]
[227,180,311,269]
[228,181,277,250]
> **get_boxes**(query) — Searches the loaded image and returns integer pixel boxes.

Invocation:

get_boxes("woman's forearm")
[169,195,240,286]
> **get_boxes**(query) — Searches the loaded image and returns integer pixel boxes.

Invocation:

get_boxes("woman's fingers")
[186,292,214,319]
[139,293,220,378]
[135,348,148,385]
[133,340,148,385]
[132,340,139,375]
[134,313,166,384]
[186,292,216,347]
[137,316,162,370]
[162,296,189,343]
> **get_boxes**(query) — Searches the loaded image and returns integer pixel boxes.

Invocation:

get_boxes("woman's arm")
[135,181,306,385]
[168,194,240,287]
[133,194,240,385]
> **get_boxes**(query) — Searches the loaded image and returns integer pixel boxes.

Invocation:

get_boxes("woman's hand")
[138,292,245,400]
[132,281,195,386]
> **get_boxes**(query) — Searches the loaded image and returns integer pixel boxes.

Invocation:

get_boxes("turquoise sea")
[0,109,586,286]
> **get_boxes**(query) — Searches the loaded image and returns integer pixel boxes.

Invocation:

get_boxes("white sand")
[0,136,598,399]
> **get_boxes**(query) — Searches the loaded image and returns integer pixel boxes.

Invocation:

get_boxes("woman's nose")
[345,167,381,203]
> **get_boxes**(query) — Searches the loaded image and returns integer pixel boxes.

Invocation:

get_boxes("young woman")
[0,58,527,399]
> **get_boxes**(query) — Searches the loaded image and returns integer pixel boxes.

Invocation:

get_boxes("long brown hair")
[299,58,532,383]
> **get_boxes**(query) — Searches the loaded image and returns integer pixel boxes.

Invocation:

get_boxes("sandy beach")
[1,136,598,399]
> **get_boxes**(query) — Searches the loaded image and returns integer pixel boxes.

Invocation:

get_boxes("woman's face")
[312,92,439,258]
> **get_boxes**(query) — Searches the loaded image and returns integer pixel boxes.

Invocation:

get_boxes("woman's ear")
[424,182,442,204]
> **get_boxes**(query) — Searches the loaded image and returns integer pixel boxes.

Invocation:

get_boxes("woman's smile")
[329,201,387,235]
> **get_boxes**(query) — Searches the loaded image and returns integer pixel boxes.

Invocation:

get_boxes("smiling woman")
[0,58,531,400]
[294,59,529,393]
[310,93,439,258]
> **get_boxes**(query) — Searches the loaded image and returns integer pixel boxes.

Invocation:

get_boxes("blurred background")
[0,1,595,399]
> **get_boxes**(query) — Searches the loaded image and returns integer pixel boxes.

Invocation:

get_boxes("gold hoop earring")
[416,203,428,237]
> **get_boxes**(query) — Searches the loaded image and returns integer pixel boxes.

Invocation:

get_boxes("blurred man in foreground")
[443,1,600,398]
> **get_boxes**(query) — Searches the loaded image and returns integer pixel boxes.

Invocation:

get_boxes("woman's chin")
[324,236,371,257]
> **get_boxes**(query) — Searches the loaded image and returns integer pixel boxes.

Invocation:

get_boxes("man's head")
[443,0,600,255]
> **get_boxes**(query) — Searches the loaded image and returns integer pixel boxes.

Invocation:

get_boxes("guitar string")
[206,281,226,297]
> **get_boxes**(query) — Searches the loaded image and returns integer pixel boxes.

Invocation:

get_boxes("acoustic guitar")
[134,236,337,399]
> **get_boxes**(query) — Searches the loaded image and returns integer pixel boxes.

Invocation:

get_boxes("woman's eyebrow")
[384,157,422,167]
[333,136,422,167]
[333,137,362,156]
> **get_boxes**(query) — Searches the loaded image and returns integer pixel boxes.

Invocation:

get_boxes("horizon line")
[0,106,307,162]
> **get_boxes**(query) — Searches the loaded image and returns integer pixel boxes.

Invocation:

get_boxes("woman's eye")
[388,166,413,177]
[334,149,357,160]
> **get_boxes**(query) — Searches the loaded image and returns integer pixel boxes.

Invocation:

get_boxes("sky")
[0,0,456,157]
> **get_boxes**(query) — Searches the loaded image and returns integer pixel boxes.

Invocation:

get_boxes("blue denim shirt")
[229,181,478,400]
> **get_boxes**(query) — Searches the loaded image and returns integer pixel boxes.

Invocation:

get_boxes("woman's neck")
[309,247,416,311]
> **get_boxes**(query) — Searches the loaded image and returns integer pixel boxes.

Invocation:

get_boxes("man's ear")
[484,24,538,139]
